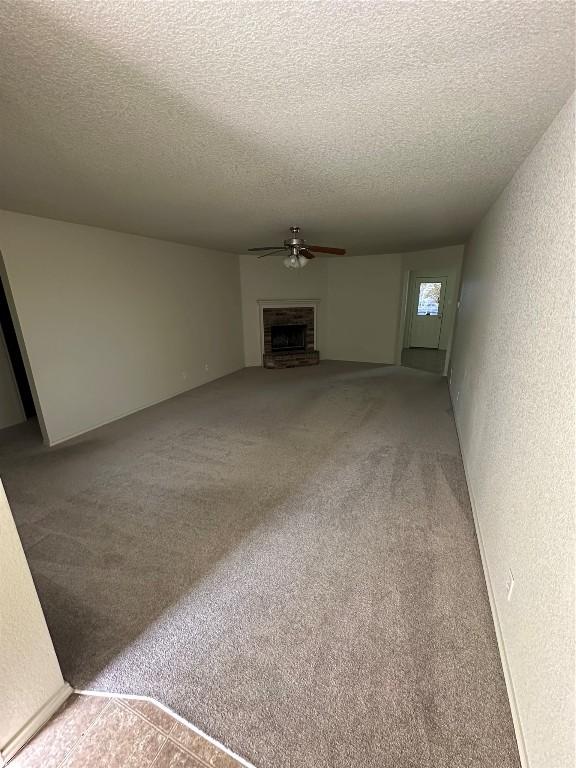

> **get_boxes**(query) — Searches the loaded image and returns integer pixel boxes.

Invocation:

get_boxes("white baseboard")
[46,365,245,447]
[450,392,529,768]
[1,682,72,765]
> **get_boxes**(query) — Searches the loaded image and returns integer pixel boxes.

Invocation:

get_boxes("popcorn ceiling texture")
[0,1,574,254]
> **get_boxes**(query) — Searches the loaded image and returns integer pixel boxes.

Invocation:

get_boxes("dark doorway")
[0,274,36,418]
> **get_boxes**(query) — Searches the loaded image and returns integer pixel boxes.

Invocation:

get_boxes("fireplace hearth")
[262,305,320,368]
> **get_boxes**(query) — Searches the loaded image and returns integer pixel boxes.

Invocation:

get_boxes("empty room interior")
[0,2,574,768]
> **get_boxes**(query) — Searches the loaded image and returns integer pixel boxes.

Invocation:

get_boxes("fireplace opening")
[271,324,307,352]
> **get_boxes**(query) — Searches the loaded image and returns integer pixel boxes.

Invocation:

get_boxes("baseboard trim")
[450,392,529,768]
[75,689,256,768]
[46,365,245,447]
[1,682,72,765]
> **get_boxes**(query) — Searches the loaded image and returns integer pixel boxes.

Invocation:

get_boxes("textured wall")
[0,326,24,430]
[450,95,575,768]
[0,210,244,445]
[0,480,65,753]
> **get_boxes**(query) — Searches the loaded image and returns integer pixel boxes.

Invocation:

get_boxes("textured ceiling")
[0,1,574,254]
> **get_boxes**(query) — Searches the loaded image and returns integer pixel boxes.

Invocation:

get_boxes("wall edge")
[1,682,72,765]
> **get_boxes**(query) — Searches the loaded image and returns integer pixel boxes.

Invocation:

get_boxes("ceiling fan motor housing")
[285,225,305,251]
[285,237,305,249]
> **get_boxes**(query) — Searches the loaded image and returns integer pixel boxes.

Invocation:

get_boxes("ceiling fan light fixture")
[282,252,309,269]
[251,226,346,267]
[283,249,300,269]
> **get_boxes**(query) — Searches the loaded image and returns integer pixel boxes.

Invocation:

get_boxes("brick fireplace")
[260,303,320,368]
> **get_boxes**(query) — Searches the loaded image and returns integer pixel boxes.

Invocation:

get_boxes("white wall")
[323,254,403,363]
[450,95,575,768]
[0,210,244,445]
[240,246,462,367]
[0,480,69,761]
[0,326,24,430]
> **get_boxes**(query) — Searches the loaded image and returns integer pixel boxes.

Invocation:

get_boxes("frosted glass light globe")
[283,252,308,269]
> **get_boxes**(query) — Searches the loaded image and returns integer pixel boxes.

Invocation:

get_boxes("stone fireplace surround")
[259,300,320,368]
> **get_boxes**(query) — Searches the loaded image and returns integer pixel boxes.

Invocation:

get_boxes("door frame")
[395,267,459,377]
[405,274,447,349]
[0,250,47,443]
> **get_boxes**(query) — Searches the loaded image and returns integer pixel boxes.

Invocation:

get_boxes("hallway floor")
[401,347,446,374]
[10,692,246,768]
[0,362,519,768]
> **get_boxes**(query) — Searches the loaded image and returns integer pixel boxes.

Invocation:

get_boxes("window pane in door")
[417,282,441,315]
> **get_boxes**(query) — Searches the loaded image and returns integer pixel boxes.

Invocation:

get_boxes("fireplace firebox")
[261,304,319,368]
[271,324,306,352]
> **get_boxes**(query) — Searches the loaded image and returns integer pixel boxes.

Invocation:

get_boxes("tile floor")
[9,693,246,768]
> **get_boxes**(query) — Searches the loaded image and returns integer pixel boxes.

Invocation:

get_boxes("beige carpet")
[0,362,519,768]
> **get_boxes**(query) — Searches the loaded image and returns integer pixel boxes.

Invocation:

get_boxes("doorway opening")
[0,271,37,421]
[397,270,458,376]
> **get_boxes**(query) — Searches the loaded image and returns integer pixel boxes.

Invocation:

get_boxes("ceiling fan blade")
[257,249,287,259]
[307,245,346,255]
[300,249,316,260]
[248,246,285,251]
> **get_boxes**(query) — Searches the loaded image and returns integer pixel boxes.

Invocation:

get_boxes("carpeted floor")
[0,362,519,768]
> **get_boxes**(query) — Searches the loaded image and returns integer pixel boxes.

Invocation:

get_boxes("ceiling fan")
[248,226,346,269]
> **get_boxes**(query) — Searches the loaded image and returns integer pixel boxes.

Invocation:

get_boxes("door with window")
[409,277,446,348]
